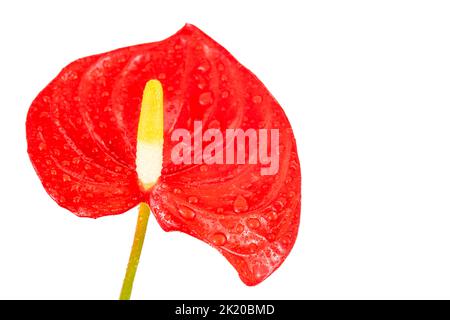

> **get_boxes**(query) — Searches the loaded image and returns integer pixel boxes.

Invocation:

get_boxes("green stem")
[119,202,150,300]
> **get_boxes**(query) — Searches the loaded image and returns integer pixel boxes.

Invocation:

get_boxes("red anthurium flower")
[26,24,301,299]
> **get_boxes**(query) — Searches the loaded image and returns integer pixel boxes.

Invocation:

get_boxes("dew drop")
[235,223,244,234]
[178,206,196,220]
[221,91,229,99]
[38,142,47,151]
[160,183,168,190]
[197,61,210,73]
[173,188,182,194]
[252,264,269,281]
[199,92,213,106]
[252,95,263,104]
[216,207,224,214]
[197,82,207,90]
[273,199,285,212]
[267,211,278,221]
[247,218,261,229]
[73,196,81,203]
[281,236,290,246]
[50,169,57,176]
[62,174,71,182]
[233,195,248,213]
[199,165,208,172]
[39,112,49,118]
[188,196,198,204]
[211,232,227,246]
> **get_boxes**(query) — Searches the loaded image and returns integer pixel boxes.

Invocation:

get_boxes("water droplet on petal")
[199,165,208,172]
[233,195,248,213]
[50,169,57,176]
[173,188,182,194]
[62,174,71,182]
[211,232,227,246]
[236,224,244,234]
[38,143,46,151]
[252,95,263,104]
[273,200,285,212]
[199,92,213,106]
[159,183,168,190]
[197,82,207,90]
[178,206,196,220]
[188,196,198,204]
[247,218,261,229]
[252,264,269,281]
[281,235,290,246]
[221,91,229,99]
[197,61,210,73]
[216,207,224,214]
[267,211,278,221]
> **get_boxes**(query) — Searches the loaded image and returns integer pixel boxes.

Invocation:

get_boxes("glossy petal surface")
[26,24,301,285]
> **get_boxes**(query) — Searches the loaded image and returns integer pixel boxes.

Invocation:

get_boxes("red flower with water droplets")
[26,24,301,297]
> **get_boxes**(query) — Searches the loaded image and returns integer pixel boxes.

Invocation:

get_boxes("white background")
[1,0,449,299]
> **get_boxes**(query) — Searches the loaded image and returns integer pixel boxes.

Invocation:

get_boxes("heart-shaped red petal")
[26,24,301,286]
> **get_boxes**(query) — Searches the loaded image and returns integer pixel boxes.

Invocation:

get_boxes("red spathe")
[26,24,301,286]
